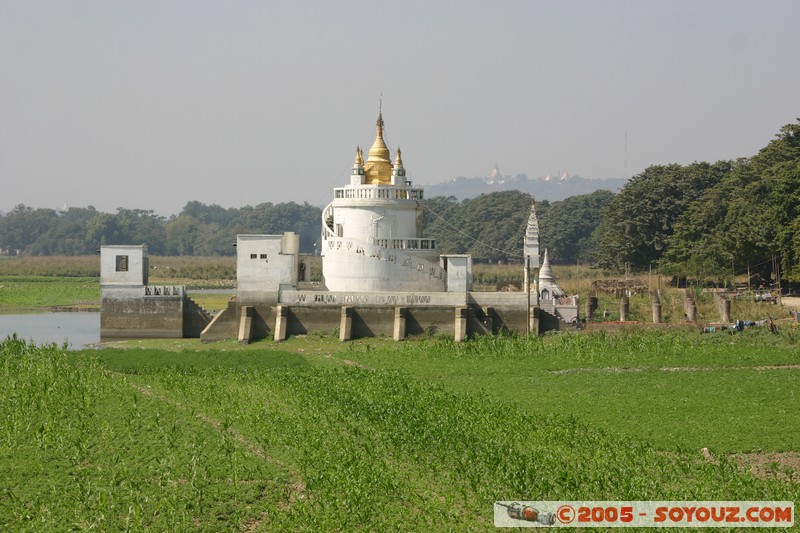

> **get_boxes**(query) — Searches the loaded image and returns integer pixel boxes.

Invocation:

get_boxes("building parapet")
[333,187,423,200]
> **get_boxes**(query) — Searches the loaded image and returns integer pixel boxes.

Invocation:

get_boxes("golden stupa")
[363,113,393,184]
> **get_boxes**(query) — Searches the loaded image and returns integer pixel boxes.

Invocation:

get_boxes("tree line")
[595,119,800,284]
[2,119,797,284]
[0,201,321,256]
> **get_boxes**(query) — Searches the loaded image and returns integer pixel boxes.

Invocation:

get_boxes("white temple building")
[102,112,585,343]
[320,113,464,293]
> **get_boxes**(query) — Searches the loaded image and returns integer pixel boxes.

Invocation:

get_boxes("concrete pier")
[393,307,407,341]
[238,306,254,344]
[274,305,288,342]
[339,306,353,342]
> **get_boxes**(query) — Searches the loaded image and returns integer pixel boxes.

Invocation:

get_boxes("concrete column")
[238,306,253,345]
[529,306,540,336]
[620,296,629,322]
[274,305,288,342]
[652,302,662,323]
[393,307,407,341]
[585,296,598,322]
[454,306,467,342]
[683,290,697,321]
[651,291,662,324]
[339,306,353,342]
[720,298,731,323]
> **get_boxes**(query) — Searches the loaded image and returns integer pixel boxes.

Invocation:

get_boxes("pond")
[0,312,100,349]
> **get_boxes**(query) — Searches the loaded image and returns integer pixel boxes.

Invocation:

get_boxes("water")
[0,312,100,349]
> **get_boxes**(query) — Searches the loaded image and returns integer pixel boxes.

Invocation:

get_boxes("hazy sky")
[2,1,799,216]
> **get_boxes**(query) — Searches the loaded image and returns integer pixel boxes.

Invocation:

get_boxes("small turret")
[391,146,407,186]
[351,146,365,185]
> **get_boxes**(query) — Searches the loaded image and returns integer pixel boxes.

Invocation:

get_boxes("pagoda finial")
[365,109,392,184]
[394,146,403,167]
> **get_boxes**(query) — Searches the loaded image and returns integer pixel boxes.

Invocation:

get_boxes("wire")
[423,204,525,259]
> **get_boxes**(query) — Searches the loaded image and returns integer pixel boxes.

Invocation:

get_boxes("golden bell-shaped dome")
[364,113,392,184]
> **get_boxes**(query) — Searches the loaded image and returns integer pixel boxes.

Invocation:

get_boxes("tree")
[425,191,534,262]
[539,190,614,264]
[595,162,731,270]
[663,119,800,283]
[0,205,59,254]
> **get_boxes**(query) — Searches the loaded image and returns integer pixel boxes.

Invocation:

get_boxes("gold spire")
[394,146,403,167]
[354,145,364,166]
[364,112,392,184]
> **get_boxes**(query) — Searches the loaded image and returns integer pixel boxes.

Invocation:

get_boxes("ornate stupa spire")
[364,112,392,184]
[539,249,553,280]
[523,200,540,269]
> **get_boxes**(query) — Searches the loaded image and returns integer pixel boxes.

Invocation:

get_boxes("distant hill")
[420,173,627,201]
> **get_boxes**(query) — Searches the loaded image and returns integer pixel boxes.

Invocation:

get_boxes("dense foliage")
[595,161,732,270]
[424,190,610,264]
[1,191,611,264]
[595,119,800,284]
[0,201,321,256]
[663,121,800,282]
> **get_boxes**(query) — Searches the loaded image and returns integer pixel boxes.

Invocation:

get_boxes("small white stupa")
[537,249,566,302]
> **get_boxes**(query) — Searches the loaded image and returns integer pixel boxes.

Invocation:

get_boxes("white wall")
[237,233,298,300]
[100,245,147,286]
[444,255,472,293]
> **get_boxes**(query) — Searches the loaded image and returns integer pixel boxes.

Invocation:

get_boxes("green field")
[2,330,798,530]
[0,276,100,312]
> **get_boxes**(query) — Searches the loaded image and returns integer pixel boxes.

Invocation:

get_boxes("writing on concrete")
[284,291,461,306]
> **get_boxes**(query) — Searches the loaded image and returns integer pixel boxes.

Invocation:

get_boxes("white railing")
[321,202,336,239]
[333,187,424,200]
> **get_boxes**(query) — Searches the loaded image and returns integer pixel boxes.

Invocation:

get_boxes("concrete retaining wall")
[101,297,184,339]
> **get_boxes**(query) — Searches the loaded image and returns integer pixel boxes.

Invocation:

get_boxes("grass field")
[0,276,99,312]
[2,331,798,530]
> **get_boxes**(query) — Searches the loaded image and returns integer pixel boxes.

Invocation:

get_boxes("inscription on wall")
[283,291,464,306]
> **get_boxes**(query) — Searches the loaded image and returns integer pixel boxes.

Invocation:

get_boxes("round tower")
[321,114,444,292]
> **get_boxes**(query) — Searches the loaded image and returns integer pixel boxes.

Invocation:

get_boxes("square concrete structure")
[443,255,472,293]
[100,244,211,340]
[236,233,299,304]
[100,244,148,287]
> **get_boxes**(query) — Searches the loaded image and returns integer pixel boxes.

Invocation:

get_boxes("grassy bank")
[0,276,99,312]
[337,329,800,453]
[3,335,797,530]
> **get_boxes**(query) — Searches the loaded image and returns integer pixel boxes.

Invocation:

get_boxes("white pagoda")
[321,113,449,292]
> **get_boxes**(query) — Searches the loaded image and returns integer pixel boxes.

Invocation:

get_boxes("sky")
[1,1,799,216]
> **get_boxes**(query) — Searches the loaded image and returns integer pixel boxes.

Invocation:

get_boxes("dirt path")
[728,452,800,484]
[107,371,306,529]
[781,296,800,311]
[552,364,800,375]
